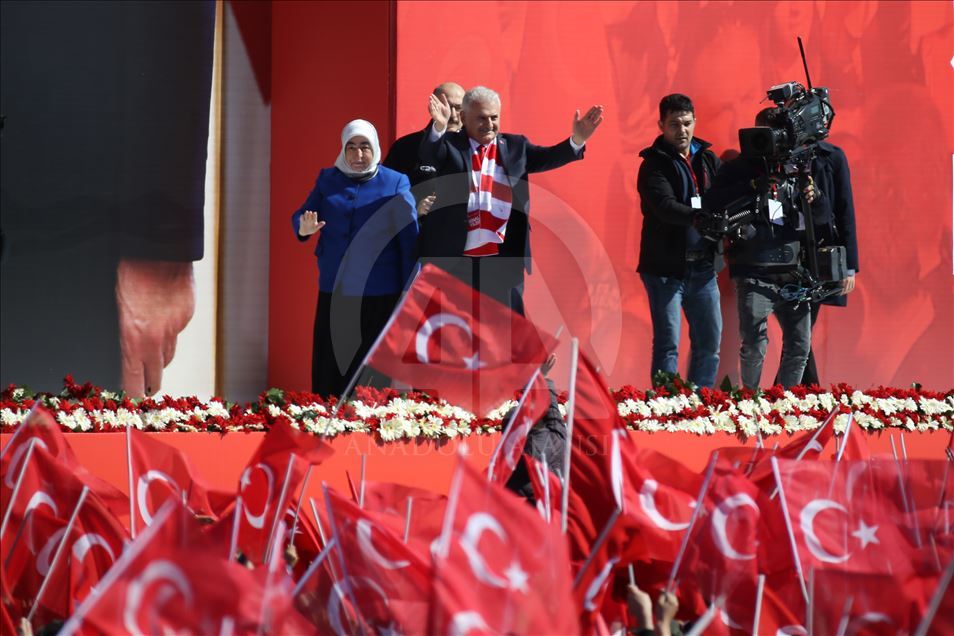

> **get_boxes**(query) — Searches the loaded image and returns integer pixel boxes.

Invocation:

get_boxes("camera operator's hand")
[840,274,856,295]
[801,176,818,204]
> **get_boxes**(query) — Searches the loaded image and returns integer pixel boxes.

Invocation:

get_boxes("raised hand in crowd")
[626,583,655,634]
[655,591,679,636]
[428,92,452,133]
[571,105,605,145]
[297,210,325,237]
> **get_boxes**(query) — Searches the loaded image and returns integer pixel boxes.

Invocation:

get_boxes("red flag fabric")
[1,407,126,519]
[235,419,333,563]
[429,458,577,634]
[127,426,230,533]
[810,569,923,635]
[524,454,562,527]
[361,479,447,560]
[773,458,917,578]
[620,448,702,563]
[326,489,432,634]
[487,372,551,485]
[366,264,557,415]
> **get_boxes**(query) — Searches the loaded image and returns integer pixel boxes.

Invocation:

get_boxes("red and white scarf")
[464,139,513,257]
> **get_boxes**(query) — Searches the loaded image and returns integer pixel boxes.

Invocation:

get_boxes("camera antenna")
[797,36,813,90]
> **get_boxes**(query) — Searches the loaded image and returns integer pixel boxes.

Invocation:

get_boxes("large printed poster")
[0,1,218,397]
[396,0,953,390]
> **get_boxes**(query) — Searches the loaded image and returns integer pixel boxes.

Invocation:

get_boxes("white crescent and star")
[414,313,484,369]
[357,519,410,570]
[583,556,620,612]
[639,479,691,532]
[239,463,274,530]
[801,499,850,563]
[711,493,758,561]
[449,611,491,636]
[136,469,179,527]
[123,560,195,636]
[457,513,529,593]
[36,528,117,576]
[4,438,50,488]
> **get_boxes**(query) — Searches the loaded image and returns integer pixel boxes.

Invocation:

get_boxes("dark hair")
[755,107,780,126]
[659,94,694,121]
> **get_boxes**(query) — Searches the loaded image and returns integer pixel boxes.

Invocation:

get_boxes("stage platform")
[2,429,946,500]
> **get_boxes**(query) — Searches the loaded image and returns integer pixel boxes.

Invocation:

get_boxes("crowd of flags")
[1,264,951,634]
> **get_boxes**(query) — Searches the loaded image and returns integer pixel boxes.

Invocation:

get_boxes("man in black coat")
[418,86,603,313]
[774,138,859,386]
[383,82,464,194]
[636,94,722,388]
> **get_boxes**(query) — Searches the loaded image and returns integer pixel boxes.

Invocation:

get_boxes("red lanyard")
[680,153,700,195]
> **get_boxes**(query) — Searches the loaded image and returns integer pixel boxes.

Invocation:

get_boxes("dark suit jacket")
[417,127,583,269]
[382,124,435,195]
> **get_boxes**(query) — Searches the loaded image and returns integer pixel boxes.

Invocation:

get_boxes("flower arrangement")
[1,376,950,441]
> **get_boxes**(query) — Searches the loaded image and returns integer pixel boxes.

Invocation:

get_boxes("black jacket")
[382,124,436,198]
[417,127,583,269]
[809,142,859,273]
[636,136,721,278]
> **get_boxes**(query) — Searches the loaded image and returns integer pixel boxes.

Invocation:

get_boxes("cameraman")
[636,94,722,388]
[704,116,819,390]
[766,107,859,386]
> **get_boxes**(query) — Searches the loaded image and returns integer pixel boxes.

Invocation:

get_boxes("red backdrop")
[270,1,953,392]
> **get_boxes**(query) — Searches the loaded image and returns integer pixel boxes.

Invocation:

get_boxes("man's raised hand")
[571,105,605,145]
[428,93,452,133]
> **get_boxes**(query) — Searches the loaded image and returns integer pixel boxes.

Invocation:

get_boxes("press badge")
[691,196,702,209]
[768,198,785,225]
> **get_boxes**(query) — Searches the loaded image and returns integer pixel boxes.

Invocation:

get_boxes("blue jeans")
[640,263,722,388]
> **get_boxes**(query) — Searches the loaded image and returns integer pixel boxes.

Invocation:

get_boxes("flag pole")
[486,368,541,480]
[571,508,621,589]
[322,482,365,636]
[771,456,810,603]
[540,454,552,523]
[560,338,580,534]
[28,487,90,623]
[3,509,34,569]
[914,556,954,636]
[228,496,243,561]
[289,466,313,545]
[291,536,337,598]
[684,596,725,636]
[265,455,297,564]
[752,574,766,634]
[126,424,136,538]
[359,455,367,508]
[0,439,37,539]
[58,500,178,636]
[331,268,422,418]
[402,496,414,544]
[666,452,718,594]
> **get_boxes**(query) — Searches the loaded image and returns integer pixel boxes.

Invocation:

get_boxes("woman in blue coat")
[292,119,418,396]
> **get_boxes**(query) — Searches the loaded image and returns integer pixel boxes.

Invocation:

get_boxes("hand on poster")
[116,259,196,397]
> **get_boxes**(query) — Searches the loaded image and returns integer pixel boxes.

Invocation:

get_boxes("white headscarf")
[334,119,381,179]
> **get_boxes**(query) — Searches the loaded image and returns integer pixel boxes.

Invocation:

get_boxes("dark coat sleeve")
[637,155,696,227]
[830,148,859,272]
[525,138,584,174]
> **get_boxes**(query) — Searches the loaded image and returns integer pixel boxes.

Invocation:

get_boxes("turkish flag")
[620,448,702,563]
[524,454,562,527]
[0,407,126,521]
[487,372,551,485]
[358,481,447,563]
[235,419,333,564]
[325,489,432,634]
[366,264,557,415]
[429,457,577,635]
[65,545,272,635]
[810,569,922,635]
[127,427,231,534]
[773,458,917,578]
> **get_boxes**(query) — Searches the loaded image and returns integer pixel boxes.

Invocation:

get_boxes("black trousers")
[312,291,399,397]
